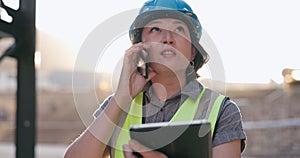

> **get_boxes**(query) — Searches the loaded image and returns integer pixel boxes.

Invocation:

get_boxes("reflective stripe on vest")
[114,88,225,158]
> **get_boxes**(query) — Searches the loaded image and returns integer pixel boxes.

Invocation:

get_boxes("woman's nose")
[161,30,175,45]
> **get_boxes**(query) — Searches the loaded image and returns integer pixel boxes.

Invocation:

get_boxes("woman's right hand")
[123,140,168,158]
[114,42,156,107]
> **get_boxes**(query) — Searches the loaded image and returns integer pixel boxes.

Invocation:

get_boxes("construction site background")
[0,69,299,157]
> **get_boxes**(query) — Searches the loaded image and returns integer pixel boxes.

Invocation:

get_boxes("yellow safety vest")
[113,88,225,158]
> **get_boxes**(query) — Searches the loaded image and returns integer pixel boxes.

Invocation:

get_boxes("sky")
[33,0,300,84]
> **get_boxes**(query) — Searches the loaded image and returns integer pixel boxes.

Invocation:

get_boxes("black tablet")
[129,119,212,158]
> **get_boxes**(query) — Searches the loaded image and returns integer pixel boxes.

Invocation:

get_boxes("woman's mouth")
[161,51,176,57]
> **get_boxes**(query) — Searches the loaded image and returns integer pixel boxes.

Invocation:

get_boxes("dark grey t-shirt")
[94,80,246,151]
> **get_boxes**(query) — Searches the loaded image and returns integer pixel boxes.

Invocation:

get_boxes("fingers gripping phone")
[137,49,149,79]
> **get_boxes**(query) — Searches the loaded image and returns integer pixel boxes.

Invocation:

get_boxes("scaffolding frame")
[0,0,36,157]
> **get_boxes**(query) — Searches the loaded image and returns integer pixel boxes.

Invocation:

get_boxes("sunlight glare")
[291,70,300,81]
[35,51,41,69]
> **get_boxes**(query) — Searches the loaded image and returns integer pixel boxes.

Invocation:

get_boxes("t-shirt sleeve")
[93,95,113,118]
[212,98,247,152]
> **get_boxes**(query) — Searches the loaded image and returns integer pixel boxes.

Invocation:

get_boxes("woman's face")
[141,18,195,74]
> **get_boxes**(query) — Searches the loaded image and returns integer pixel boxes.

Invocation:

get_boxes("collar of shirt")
[143,79,204,104]
[181,79,204,101]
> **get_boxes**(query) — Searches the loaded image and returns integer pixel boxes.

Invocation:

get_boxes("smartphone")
[137,49,149,79]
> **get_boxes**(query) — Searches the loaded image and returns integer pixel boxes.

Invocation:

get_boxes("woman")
[64,0,246,157]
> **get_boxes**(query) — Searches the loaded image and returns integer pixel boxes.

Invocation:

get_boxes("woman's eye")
[175,26,185,32]
[150,27,160,32]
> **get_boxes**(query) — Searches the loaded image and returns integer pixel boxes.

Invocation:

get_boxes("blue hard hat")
[129,0,202,44]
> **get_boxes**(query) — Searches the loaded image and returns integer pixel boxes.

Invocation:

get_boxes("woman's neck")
[151,71,187,102]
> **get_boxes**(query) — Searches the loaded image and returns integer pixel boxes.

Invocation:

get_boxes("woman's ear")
[191,47,197,61]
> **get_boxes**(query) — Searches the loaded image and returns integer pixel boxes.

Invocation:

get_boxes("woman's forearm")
[64,96,129,158]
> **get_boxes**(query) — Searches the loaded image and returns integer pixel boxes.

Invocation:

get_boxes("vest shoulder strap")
[194,88,226,136]
[208,93,226,136]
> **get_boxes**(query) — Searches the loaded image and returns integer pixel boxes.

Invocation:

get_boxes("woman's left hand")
[123,139,168,158]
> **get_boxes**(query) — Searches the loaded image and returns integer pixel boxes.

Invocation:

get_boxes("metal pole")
[15,1,36,157]
[16,54,36,158]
